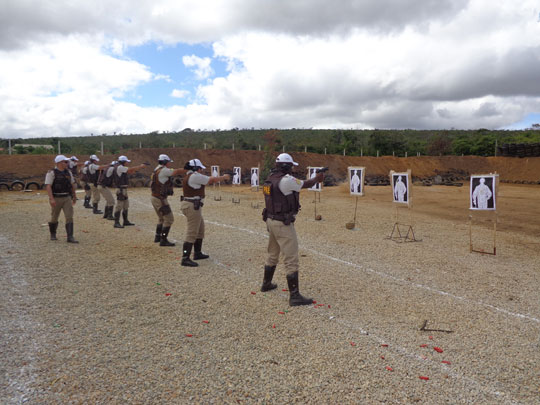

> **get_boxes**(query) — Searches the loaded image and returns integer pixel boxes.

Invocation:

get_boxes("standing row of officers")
[45,152,323,306]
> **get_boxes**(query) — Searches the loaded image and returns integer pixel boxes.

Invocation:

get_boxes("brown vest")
[183,172,205,198]
[263,170,300,220]
[151,167,173,198]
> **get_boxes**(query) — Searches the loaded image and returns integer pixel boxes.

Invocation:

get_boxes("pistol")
[316,167,329,173]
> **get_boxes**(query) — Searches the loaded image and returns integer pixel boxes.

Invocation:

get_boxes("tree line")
[2,127,540,157]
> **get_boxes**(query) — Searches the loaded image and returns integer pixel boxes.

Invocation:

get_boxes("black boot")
[113,211,124,228]
[105,206,115,220]
[154,224,163,243]
[92,203,103,214]
[261,265,277,292]
[66,222,79,244]
[122,210,135,226]
[160,226,175,246]
[181,242,198,267]
[193,238,209,260]
[48,222,58,241]
[102,205,109,219]
[287,272,313,306]
[84,196,92,208]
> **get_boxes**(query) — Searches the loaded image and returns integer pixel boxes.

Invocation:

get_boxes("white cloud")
[1,0,540,137]
[182,54,214,80]
[170,89,189,98]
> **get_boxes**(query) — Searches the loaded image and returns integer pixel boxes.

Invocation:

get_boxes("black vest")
[263,170,300,220]
[87,162,98,186]
[52,169,73,196]
[98,164,116,187]
[115,164,129,187]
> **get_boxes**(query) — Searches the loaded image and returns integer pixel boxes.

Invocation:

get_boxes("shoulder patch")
[295,178,302,185]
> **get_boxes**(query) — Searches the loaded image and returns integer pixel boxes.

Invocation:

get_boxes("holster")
[262,208,268,222]
[159,203,172,215]
[116,190,128,201]
[84,184,90,191]
[193,200,203,210]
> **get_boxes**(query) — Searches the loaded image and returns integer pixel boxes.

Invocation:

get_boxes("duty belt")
[267,213,296,223]
[53,193,70,197]
[183,197,201,201]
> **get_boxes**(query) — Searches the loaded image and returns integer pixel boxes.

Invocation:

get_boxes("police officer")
[180,158,229,267]
[80,161,92,208]
[44,155,78,243]
[87,155,110,214]
[68,156,84,190]
[113,155,147,228]
[261,153,324,306]
[97,160,117,220]
[150,154,186,246]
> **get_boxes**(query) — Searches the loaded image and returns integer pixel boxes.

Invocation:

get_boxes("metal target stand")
[386,205,421,243]
[469,213,497,255]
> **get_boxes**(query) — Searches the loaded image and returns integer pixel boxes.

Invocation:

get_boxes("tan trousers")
[50,196,74,224]
[98,186,115,206]
[80,181,91,198]
[115,188,129,213]
[151,196,174,227]
[89,184,100,204]
[265,218,299,276]
[180,200,205,243]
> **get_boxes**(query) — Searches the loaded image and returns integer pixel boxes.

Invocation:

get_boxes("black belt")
[267,213,296,223]
[53,193,70,197]
[184,197,202,201]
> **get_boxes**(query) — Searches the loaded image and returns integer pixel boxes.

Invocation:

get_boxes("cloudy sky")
[1,0,540,138]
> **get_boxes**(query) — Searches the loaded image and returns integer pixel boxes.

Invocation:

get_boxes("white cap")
[118,155,131,162]
[89,154,100,162]
[84,161,89,165]
[111,161,117,165]
[159,154,172,162]
[70,156,78,161]
[276,153,298,166]
[189,158,206,169]
[54,154,70,164]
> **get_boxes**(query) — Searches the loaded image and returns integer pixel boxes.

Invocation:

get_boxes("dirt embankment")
[1,148,540,184]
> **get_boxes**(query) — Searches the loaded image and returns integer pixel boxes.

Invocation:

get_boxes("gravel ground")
[1,184,539,404]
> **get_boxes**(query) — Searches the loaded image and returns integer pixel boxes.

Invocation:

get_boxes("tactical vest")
[151,166,173,198]
[69,162,78,177]
[183,172,205,198]
[263,171,300,222]
[80,164,89,182]
[87,162,99,186]
[98,164,115,187]
[51,169,73,196]
[115,164,129,188]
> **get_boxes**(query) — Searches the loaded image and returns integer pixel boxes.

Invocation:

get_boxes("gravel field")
[1,183,539,404]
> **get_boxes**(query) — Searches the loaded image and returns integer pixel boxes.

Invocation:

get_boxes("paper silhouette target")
[307,167,322,192]
[250,168,259,187]
[211,165,220,177]
[232,167,241,185]
[470,175,497,210]
[348,166,365,196]
[391,171,411,205]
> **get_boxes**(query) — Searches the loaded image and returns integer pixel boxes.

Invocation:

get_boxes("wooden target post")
[231,166,241,204]
[386,169,420,242]
[250,166,261,208]
[469,173,499,255]
[346,166,365,230]
[307,166,323,220]
[211,165,222,201]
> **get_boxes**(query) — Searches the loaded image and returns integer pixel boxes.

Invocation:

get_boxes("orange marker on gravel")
[202,320,209,324]
[433,347,443,353]
[419,376,429,380]
[386,366,393,372]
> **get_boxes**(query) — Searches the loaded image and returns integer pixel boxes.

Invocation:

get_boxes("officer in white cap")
[150,154,186,246]
[96,160,118,220]
[86,154,110,215]
[44,155,78,243]
[80,160,92,208]
[261,153,324,306]
[113,155,148,228]
[180,158,230,266]
[68,156,84,190]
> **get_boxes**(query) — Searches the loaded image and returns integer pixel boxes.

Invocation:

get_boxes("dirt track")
[1,181,539,404]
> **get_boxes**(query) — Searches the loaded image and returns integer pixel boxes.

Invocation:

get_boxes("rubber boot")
[193,238,209,260]
[102,205,109,219]
[113,211,124,228]
[261,265,277,292]
[160,226,175,247]
[66,222,79,244]
[48,222,58,241]
[92,203,103,214]
[181,242,198,267]
[122,210,135,226]
[287,272,313,306]
[154,224,163,243]
[84,196,92,208]
[105,206,115,220]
